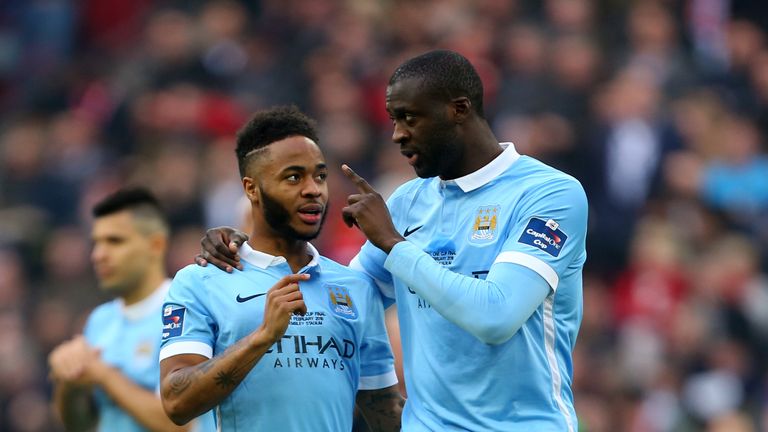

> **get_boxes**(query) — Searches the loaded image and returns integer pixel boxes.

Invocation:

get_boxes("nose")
[301,178,322,197]
[91,243,105,264]
[392,121,409,144]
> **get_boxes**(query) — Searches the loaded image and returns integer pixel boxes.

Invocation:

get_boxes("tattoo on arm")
[168,370,193,395]
[167,353,220,396]
[211,357,252,389]
[358,387,404,432]
[168,335,265,396]
[213,370,238,389]
[172,343,256,394]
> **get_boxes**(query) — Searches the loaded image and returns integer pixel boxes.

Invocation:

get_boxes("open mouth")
[297,204,324,224]
[401,150,419,166]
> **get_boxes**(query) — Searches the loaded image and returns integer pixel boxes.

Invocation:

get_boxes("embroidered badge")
[470,205,500,242]
[162,304,186,339]
[518,218,568,257]
[135,340,153,358]
[326,285,358,320]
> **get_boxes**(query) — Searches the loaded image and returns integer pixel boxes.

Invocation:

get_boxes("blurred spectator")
[0,116,80,226]
[586,66,682,272]
[201,136,244,229]
[666,112,768,270]
[612,217,690,334]
[624,1,692,94]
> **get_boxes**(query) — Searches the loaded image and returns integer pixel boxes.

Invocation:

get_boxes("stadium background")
[1,0,768,430]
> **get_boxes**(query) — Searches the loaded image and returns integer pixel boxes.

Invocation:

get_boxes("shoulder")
[514,156,583,188]
[168,264,238,303]
[83,299,121,335]
[512,157,586,205]
[173,263,237,285]
[87,299,120,322]
[317,258,378,293]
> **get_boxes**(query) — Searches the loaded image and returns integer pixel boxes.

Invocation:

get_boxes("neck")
[248,233,312,273]
[122,267,166,306]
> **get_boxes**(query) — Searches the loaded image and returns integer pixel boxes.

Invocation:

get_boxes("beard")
[259,186,327,241]
[415,122,462,179]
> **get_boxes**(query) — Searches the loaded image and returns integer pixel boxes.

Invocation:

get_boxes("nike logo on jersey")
[236,292,267,303]
[403,225,423,237]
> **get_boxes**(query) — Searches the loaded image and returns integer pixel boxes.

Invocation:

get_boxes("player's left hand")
[341,164,404,253]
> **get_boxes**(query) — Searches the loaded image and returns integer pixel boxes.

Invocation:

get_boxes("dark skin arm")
[355,385,404,432]
[160,274,308,424]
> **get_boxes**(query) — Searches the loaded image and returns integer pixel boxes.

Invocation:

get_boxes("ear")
[243,177,260,205]
[451,96,471,124]
[148,232,168,256]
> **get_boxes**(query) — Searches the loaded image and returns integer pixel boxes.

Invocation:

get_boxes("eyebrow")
[280,163,327,173]
[387,107,410,117]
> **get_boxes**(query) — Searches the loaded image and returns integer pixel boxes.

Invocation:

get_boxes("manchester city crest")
[470,205,500,242]
[326,285,358,319]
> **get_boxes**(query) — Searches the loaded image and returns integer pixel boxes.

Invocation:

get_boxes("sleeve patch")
[162,303,186,340]
[517,218,568,257]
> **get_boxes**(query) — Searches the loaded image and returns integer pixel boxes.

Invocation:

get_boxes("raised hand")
[341,164,404,253]
[259,274,310,343]
[195,227,250,272]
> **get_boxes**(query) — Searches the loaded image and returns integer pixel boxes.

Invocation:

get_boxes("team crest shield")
[327,285,358,319]
[470,205,500,242]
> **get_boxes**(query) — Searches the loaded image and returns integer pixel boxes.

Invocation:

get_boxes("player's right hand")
[195,226,249,272]
[259,274,310,343]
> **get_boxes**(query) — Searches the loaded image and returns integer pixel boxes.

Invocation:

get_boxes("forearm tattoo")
[168,370,193,395]
[213,370,238,389]
[169,338,255,395]
[358,387,404,432]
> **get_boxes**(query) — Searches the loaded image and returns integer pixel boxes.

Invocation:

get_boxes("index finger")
[274,273,311,288]
[341,164,375,193]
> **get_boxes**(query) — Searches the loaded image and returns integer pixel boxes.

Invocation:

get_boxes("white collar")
[447,142,520,192]
[120,279,171,321]
[240,241,321,271]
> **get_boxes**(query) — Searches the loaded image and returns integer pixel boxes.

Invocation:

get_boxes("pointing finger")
[341,207,358,228]
[341,164,375,194]
[274,274,311,290]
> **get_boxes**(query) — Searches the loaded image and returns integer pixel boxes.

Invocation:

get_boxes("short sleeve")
[357,279,397,390]
[159,267,217,361]
[495,179,588,291]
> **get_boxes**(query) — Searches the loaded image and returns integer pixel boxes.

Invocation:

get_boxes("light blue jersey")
[352,143,588,431]
[83,281,215,432]
[160,243,397,432]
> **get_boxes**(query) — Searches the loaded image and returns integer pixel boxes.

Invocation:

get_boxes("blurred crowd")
[1,0,768,431]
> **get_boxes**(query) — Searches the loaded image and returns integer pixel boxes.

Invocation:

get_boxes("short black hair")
[92,188,168,235]
[389,50,485,117]
[236,105,319,178]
